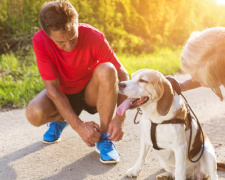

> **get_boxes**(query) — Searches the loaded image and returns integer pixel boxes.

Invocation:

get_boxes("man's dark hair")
[39,1,78,35]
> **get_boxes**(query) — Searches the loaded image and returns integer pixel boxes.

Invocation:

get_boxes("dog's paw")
[156,172,173,180]
[126,166,142,178]
[187,172,204,180]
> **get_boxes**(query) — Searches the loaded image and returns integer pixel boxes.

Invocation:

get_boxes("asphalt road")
[1,73,225,180]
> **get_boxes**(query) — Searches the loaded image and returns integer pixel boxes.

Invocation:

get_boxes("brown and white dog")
[117,69,225,180]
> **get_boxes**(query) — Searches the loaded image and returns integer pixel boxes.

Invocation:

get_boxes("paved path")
[1,73,225,180]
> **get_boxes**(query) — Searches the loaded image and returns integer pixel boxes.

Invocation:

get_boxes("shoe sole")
[95,147,120,164]
[42,137,61,144]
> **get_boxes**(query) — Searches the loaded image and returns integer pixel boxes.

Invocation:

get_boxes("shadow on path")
[44,151,115,180]
[0,141,116,180]
[0,141,46,180]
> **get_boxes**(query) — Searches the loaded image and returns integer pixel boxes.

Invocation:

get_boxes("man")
[26,1,129,164]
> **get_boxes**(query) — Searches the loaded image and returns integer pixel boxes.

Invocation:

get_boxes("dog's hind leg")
[126,138,151,177]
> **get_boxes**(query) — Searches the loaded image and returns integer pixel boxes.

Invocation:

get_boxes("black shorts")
[66,88,97,116]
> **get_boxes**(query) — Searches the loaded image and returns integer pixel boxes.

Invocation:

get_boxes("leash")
[166,76,205,163]
[180,93,205,163]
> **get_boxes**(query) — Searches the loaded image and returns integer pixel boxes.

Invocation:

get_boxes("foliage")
[0,51,44,109]
[119,46,182,76]
[1,0,225,108]
[0,0,42,53]
[1,0,225,54]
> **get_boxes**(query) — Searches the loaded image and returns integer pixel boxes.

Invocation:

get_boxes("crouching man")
[26,1,129,163]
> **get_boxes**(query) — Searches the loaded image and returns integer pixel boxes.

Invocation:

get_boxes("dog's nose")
[118,82,126,90]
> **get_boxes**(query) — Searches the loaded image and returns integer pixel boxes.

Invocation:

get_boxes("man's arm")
[107,65,129,141]
[179,78,202,92]
[43,79,101,147]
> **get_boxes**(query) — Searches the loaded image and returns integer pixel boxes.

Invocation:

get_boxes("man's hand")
[107,114,125,141]
[76,121,101,147]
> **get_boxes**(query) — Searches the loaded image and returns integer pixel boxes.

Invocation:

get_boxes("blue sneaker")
[43,121,68,144]
[96,132,120,163]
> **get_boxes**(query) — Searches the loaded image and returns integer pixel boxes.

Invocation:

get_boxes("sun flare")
[217,0,225,5]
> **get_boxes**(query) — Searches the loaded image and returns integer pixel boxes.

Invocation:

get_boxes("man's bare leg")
[26,89,64,126]
[26,89,67,143]
[85,62,118,132]
[85,62,121,163]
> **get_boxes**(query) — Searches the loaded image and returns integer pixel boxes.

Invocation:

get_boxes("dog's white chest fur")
[140,95,186,165]
[141,116,176,163]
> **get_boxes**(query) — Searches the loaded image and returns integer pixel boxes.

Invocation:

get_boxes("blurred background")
[0,0,225,109]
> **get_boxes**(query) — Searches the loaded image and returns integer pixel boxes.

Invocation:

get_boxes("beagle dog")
[117,69,225,180]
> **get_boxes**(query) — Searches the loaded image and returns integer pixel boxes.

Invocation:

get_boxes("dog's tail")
[217,162,225,171]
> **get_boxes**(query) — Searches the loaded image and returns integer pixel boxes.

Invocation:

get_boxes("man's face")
[49,25,78,52]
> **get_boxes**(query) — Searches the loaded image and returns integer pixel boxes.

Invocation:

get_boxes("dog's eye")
[139,79,148,83]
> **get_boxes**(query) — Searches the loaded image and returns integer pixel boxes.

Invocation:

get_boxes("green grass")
[0,51,44,109]
[117,47,182,76]
[0,47,182,109]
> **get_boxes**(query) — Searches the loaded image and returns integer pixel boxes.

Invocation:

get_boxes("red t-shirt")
[33,23,121,94]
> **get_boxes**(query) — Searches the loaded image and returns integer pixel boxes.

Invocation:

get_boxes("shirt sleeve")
[96,37,121,71]
[33,37,58,80]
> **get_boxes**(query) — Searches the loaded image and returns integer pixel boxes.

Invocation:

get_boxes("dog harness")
[150,76,205,164]
[151,118,186,150]
[150,76,185,150]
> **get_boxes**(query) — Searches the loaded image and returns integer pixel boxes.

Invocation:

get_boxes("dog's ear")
[157,78,174,116]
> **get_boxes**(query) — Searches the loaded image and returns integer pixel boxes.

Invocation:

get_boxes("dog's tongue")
[117,98,135,116]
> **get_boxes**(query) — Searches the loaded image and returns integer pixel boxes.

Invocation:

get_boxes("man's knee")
[26,102,45,127]
[94,62,118,83]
